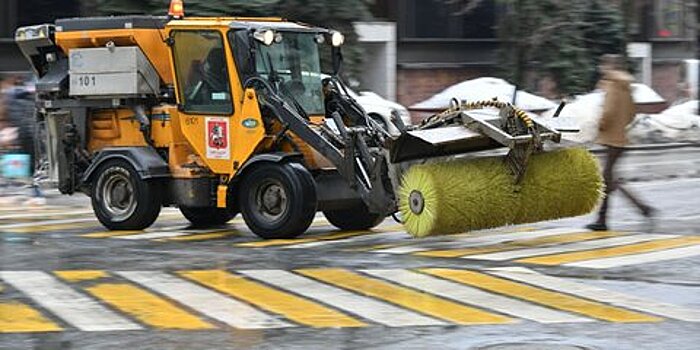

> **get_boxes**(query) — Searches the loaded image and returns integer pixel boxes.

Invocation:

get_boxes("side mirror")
[332,46,343,75]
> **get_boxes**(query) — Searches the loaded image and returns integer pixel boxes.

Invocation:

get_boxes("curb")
[589,142,700,153]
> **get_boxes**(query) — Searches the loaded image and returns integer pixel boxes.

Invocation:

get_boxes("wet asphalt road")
[1,147,699,350]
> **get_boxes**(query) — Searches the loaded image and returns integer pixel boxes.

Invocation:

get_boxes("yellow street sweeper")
[15,1,602,239]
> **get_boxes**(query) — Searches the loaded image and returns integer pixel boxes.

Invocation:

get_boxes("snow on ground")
[410,77,557,112]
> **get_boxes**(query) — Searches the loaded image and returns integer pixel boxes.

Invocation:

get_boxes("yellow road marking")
[85,283,214,330]
[11,214,185,234]
[344,243,398,252]
[179,270,364,328]
[296,268,512,325]
[421,268,660,323]
[0,302,63,333]
[416,231,622,258]
[54,270,108,282]
[236,231,374,248]
[517,236,700,266]
[158,230,240,242]
[81,230,146,238]
[236,224,404,248]
[11,222,100,233]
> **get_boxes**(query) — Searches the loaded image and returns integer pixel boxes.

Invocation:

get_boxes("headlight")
[253,29,275,46]
[15,29,26,41]
[330,31,345,47]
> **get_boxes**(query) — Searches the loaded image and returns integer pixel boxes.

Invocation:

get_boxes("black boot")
[585,222,608,231]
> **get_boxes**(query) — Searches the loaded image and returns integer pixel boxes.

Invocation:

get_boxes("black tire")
[180,206,237,227]
[238,162,316,239]
[324,202,384,231]
[90,159,161,230]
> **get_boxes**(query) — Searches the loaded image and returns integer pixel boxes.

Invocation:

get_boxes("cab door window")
[171,30,233,114]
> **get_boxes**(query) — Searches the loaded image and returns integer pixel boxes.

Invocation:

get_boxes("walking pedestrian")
[586,54,655,231]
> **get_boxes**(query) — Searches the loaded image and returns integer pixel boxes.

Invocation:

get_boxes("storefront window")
[654,0,686,38]
[400,0,496,39]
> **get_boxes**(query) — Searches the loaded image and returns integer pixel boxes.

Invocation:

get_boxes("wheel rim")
[409,190,424,215]
[100,169,137,221]
[252,178,289,224]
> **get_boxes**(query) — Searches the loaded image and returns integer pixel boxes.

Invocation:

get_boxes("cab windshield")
[255,32,325,115]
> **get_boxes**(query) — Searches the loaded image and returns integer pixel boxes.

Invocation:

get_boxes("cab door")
[168,29,264,177]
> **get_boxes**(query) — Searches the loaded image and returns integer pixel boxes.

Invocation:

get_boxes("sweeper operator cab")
[16,0,601,238]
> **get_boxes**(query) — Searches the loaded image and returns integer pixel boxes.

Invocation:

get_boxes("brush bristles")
[399,148,603,238]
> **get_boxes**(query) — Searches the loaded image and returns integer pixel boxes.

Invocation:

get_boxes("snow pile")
[628,100,700,144]
[538,84,667,143]
[629,83,666,104]
[538,93,603,143]
[410,77,557,112]
[661,100,698,117]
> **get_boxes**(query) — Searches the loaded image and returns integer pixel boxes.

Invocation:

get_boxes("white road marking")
[0,210,183,230]
[566,244,700,269]
[0,271,141,331]
[238,269,445,327]
[361,269,593,324]
[464,234,674,261]
[632,178,700,189]
[488,267,700,322]
[374,228,589,254]
[0,217,98,229]
[117,271,291,329]
[283,231,407,249]
[0,209,95,220]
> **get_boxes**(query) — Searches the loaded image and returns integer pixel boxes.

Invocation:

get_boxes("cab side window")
[172,30,233,114]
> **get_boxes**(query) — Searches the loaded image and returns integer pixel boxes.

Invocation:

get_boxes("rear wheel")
[90,159,161,230]
[324,202,384,231]
[180,206,237,227]
[238,162,317,239]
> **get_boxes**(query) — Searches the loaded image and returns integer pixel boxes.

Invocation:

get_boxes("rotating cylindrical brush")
[399,148,603,238]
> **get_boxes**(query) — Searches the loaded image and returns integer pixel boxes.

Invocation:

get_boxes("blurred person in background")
[0,74,45,205]
[0,75,19,152]
[586,54,655,231]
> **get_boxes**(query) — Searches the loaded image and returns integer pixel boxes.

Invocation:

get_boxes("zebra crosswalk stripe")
[420,268,660,323]
[85,283,215,330]
[235,230,377,248]
[361,269,592,324]
[0,271,141,331]
[488,267,700,322]
[116,271,291,329]
[465,234,674,261]
[374,228,590,254]
[238,269,446,327]
[179,270,365,328]
[296,268,513,325]
[518,236,700,266]
[414,231,622,258]
[282,229,406,249]
[115,231,198,240]
[566,244,700,269]
[0,209,94,221]
[0,302,63,333]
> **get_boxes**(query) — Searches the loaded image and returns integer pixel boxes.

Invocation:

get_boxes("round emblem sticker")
[242,118,258,129]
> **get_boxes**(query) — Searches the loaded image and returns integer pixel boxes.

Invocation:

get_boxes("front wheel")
[90,159,161,230]
[239,162,317,239]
